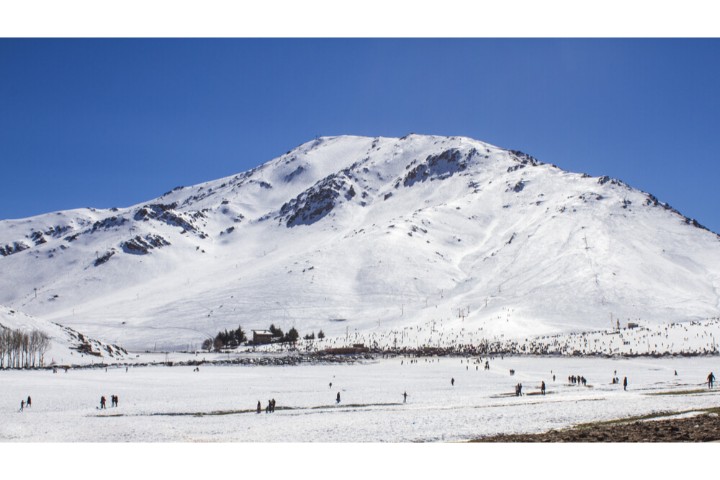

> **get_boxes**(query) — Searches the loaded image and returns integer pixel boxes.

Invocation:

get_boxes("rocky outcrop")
[121,234,171,255]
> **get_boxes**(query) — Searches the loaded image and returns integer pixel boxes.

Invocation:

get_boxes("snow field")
[2,355,720,442]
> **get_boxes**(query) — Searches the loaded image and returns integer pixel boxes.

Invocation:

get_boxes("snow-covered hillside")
[1,135,719,350]
[0,305,128,365]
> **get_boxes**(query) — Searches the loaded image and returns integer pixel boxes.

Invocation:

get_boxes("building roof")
[252,330,273,335]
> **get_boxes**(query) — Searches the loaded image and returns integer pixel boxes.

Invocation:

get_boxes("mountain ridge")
[1,134,718,350]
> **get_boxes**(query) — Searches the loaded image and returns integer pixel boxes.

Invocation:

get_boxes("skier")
[451,377,455,386]
[708,372,715,389]
[541,381,546,395]
[403,391,408,403]
[26,396,31,408]
[20,400,24,412]
[271,399,276,412]
[623,377,628,391]
[100,396,106,409]
[257,401,261,414]
[336,392,341,404]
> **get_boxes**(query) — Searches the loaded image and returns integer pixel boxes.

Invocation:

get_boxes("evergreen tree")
[269,324,284,339]
[234,325,246,344]
[285,327,299,343]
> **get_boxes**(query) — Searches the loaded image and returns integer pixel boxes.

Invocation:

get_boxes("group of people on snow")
[99,395,119,409]
[18,363,718,417]
[19,396,31,412]
[259,398,277,413]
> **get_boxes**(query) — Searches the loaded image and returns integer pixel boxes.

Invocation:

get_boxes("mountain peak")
[1,135,718,350]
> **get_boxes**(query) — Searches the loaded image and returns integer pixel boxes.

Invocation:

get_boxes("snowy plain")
[3,355,720,442]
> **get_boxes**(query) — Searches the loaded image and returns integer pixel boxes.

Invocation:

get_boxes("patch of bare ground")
[471,408,720,442]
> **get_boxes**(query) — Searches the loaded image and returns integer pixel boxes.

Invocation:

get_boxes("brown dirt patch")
[472,410,720,442]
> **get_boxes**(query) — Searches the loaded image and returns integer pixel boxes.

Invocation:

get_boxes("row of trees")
[304,330,325,340]
[268,324,300,344]
[202,324,326,351]
[269,324,326,343]
[202,325,246,351]
[0,328,51,369]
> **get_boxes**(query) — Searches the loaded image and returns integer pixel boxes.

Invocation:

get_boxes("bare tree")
[0,328,52,369]
[37,331,50,367]
[0,328,6,368]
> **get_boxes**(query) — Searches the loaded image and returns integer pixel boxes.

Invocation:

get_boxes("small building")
[628,322,639,329]
[252,330,273,344]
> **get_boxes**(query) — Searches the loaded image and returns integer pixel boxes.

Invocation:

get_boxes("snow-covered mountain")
[1,135,719,350]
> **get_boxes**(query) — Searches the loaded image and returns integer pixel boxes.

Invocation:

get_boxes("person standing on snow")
[708,372,715,389]
[623,377,628,391]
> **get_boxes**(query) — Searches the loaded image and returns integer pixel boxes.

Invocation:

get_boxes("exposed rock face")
[90,216,128,232]
[279,174,356,227]
[134,203,201,233]
[94,250,115,266]
[121,234,171,255]
[401,148,476,187]
[0,241,30,257]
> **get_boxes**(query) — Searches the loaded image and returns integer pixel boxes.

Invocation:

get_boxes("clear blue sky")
[1,39,719,232]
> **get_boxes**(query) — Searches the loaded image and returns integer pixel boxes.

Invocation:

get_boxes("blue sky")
[1,39,719,232]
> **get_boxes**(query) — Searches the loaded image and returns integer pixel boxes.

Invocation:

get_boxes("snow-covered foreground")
[3,355,720,442]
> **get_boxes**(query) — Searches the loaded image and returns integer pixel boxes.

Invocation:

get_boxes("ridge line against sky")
[1,38,719,233]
